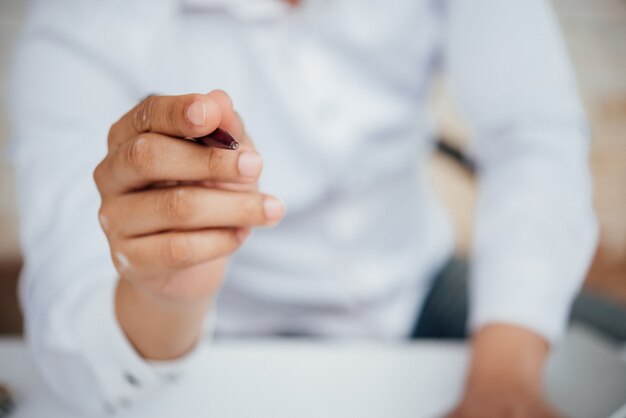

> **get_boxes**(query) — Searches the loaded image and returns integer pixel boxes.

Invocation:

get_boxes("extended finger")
[95,133,263,195]
[102,187,284,237]
[114,228,243,276]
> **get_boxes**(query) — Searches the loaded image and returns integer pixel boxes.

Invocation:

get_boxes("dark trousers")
[411,258,469,339]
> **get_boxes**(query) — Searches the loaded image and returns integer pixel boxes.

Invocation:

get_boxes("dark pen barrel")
[195,128,239,150]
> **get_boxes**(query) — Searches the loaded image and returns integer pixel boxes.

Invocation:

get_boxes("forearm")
[116,278,211,361]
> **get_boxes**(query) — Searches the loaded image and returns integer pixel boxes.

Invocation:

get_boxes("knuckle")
[133,96,156,133]
[98,203,110,225]
[98,207,109,233]
[162,235,192,266]
[161,188,193,223]
[98,202,120,237]
[93,159,112,191]
[107,120,124,150]
[112,247,132,273]
[93,161,105,188]
[126,136,156,175]
[165,99,179,131]
[206,147,224,175]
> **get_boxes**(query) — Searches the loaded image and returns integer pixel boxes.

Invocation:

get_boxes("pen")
[194,128,239,150]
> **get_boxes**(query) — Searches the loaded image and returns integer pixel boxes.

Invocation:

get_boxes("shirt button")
[124,373,141,387]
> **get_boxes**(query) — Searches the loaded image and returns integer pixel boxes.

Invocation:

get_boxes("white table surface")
[1,325,625,418]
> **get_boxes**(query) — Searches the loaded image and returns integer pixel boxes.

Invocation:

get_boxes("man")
[10,0,597,416]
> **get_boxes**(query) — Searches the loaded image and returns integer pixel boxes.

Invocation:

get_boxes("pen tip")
[230,142,239,150]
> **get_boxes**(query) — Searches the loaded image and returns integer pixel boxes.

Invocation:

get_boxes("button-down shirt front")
[10,0,597,413]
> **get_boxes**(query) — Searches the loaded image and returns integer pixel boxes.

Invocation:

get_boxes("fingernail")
[263,196,285,222]
[238,152,263,178]
[187,101,207,127]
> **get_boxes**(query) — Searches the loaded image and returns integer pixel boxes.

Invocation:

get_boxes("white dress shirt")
[9,0,597,414]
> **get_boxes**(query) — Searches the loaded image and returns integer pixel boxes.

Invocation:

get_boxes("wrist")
[116,277,212,360]
[466,323,550,393]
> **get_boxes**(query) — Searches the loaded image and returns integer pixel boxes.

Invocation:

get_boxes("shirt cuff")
[74,277,210,413]
[468,257,581,344]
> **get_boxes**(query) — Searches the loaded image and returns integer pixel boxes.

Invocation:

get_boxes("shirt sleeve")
[443,0,599,342]
[9,3,208,414]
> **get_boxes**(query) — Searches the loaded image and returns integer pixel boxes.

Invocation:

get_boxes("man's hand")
[94,91,284,359]
[446,324,563,418]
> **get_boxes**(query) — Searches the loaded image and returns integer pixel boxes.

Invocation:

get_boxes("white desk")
[1,325,625,418]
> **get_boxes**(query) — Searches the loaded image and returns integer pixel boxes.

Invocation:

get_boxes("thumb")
[206,90,250,146]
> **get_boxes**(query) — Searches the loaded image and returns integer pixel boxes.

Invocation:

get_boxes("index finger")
[109,93,223,147]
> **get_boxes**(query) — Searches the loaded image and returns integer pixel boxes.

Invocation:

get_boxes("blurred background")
[0,0,624,337]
